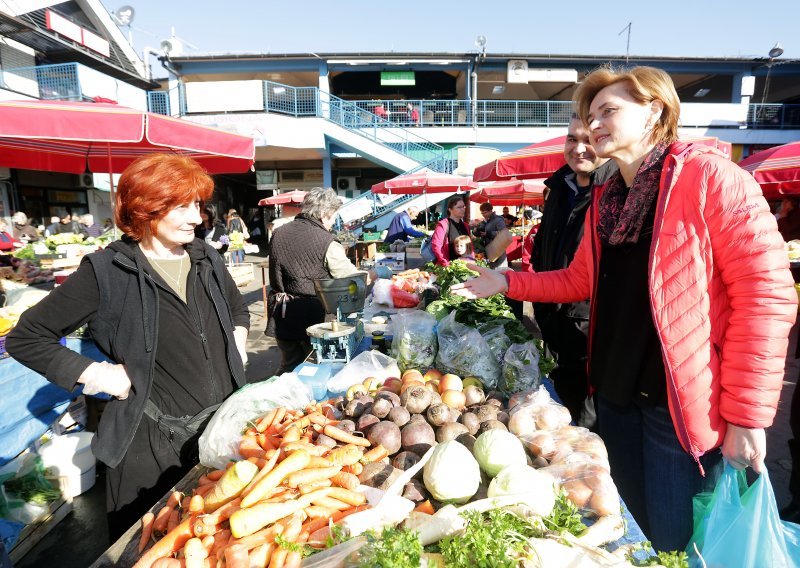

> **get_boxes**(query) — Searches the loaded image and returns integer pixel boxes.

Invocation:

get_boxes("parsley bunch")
[357,527,422,568]
[439,509,537,568]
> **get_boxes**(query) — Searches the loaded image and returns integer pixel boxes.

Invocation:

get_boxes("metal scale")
[306,274,367,363]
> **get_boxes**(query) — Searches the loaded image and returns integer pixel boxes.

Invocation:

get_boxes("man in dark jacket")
[477,202,508,268]
[531,116,616,429]
[384,205,425,243]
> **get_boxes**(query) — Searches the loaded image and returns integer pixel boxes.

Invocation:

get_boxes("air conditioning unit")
[76,173,95,188]
[336,176,357,191]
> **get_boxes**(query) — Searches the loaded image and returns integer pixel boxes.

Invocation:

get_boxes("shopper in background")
[476,202,508,269]
[267,187,392,374]
[52,211,88,237]
[526,115,616,429]
[195,203,228,255]
[226,209,249,264]
[430,195,470,266]
[384,205,426,243]
[11,212,39,244]
[451,65,796,551]
[80,213,104,238]
[7,154,249,541]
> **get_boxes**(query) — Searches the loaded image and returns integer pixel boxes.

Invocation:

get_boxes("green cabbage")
[487,464,557,517]
[473,430,527,477]
[422,440,481,504]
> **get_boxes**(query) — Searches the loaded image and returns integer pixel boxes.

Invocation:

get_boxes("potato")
[477,419,507,435]
[387,406,411,427]
[358,462,403,491]
[356,413,380,434]
[371,397,393,419]
[436,422,469,443]
[459,412,480,435]
[563,479,592,509]
[401,420,436,456]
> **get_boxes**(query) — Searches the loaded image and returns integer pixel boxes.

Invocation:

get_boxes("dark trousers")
[105,416,193,542]
[596,396,723,552]
[276,337,313,375]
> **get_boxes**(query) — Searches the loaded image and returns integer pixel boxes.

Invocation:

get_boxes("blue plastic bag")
[687,463,800,568]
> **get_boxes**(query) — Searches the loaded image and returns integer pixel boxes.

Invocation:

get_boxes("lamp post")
[473,35,486,130]
[761,42,784,107]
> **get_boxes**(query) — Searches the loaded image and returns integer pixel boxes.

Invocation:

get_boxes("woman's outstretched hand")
[449,263,509,299]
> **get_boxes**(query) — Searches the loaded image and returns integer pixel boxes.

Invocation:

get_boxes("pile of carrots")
[391,268,432,293]
[133,402,387,568]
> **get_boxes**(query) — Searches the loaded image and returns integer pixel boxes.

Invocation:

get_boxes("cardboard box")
[374,252,405,271]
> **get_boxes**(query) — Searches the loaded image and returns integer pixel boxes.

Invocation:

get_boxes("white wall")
[185,81,264,113]
[0,37,38,98]
[76,65,147,109]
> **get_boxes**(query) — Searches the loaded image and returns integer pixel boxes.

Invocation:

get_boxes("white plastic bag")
[327,350,401,394]
[371,279,394,307]
[198,373,313,469]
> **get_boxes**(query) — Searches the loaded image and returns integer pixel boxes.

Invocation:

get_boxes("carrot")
[167,509,180,532]
[280,441,324,455]
[193,483,214,497]
[166,491,182,510]
[271,407,287,428]
[153,505,173,533]
[308,412,338,427]
[304,505,369,548]
[286,466,342,488]
[207,470,226,481]
[239,436,267,460]
[223,543,249,568]
[225,521,283,552]
[241,449,280,500]
[256,409,278,432]
[284,529,309,568]
[306,455,334,468]
[188,495,205,514]
[329,472,359,491]
[268,513,302,568]
[257,433,276,451]
[183,537,208,568]
[326,487,367,507]
[201,497,241,526]
[248,543,275,567]
[240,450,311,508]
[210,529,231,555]
[133,515,197,568]
[298,479,333,494]
[280,413,314,433]
[324,445,363,467]
[205,461,259,512]
[307,525,331,549]
[138,512,155,553]
[341,462,363,475]
[280,427,302,445]
[150,558,183,568]
[192,517,221,538]
[229,496,313,539]
[361,444,389,463]
[322,425,371,447]
[303,505,339,519]
[414,500,435,515]
[197,475,214,486]
[181,495,191,512]
[310,496,352,511]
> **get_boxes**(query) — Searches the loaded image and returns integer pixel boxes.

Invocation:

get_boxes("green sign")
[380,71,415,86]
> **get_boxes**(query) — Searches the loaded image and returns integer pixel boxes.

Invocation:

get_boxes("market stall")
[103,260,670,568]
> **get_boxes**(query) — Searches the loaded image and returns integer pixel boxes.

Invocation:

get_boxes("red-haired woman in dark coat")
[7,154,250,540]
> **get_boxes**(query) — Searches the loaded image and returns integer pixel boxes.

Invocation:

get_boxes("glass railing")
[747,104,800,129]
[0,62,81,100]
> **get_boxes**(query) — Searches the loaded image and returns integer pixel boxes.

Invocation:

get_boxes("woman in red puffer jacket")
[452,66,797,552]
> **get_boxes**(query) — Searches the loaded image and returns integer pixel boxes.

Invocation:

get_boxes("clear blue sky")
[110,0,798,60]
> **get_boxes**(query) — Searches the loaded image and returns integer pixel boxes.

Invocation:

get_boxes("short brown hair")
[479,202,493,213]
[453,234,474,253]
[115,154,214,240]
[446,196,465,211]
[574,65,680,146]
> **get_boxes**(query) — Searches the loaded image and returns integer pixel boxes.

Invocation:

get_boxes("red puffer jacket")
[506,142,797,462]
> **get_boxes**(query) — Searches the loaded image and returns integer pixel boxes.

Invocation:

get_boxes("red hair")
[115,154,214,240]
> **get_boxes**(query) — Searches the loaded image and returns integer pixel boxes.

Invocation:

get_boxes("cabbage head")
[423,440,481,504]
[473,429,527,477]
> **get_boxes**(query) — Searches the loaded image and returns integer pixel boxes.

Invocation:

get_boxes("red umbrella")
[0,99,255,174]
[739,141,800,199]
[473,135,733,183]
[371,171,477,194]
[469,179,546,206]
[473,136,567,182]
[258,190,307,206]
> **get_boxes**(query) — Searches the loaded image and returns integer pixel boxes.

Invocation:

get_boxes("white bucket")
[37,431,96,498]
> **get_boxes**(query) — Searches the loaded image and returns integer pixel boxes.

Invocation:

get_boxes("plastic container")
[295,362,343,400]
[37,431,96,498]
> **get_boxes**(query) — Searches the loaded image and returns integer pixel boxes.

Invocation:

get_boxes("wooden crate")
[9,496,73,564]
[227,262,255,287]
[89,465,209,567]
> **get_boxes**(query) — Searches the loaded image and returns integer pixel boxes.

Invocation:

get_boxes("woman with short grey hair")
[267,187,391,373]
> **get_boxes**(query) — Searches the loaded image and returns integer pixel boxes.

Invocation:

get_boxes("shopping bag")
[420,237,435,262]
[485,228,513,262]
[686,462,800,568]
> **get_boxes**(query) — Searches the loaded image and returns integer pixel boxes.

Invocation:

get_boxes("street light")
[472,35,487,129]
[762,42,784,106]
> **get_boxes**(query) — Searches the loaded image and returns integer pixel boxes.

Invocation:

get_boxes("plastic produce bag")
[499,342,541,396]
[327,350,401,394]
[390,310,437,372]
[371,279,394,307]
[686,463,800,568]
[478,321,512,363]
[436,311,500,388]
[199,373,313,469]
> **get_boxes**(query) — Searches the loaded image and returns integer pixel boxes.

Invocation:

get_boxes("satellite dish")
[160,37,184,56]
[114,5,135,26]
[768,42,784,59]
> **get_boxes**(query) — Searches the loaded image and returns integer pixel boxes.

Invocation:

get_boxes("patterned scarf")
[597,143,669,246]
